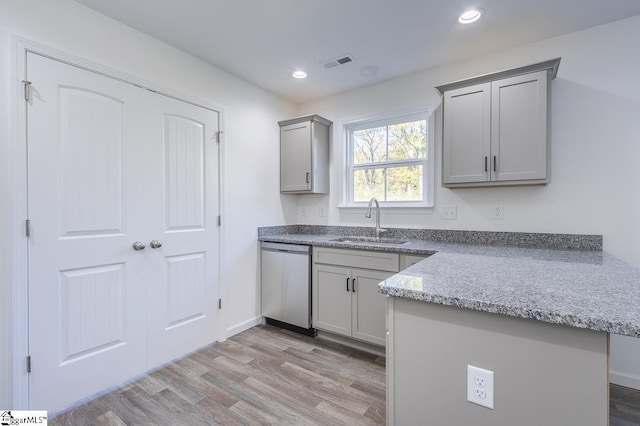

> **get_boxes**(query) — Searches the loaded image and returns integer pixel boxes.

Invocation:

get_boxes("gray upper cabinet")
[279,114,332,194]
[437,58,560,188]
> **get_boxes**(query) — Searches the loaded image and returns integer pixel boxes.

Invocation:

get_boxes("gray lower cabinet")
[312,247,399,346]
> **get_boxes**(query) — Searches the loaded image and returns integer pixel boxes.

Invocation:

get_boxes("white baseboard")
[610,370,640,390]
[226,315,262,338]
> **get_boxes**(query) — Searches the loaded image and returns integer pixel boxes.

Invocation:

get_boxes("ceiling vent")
[322,54,356,69]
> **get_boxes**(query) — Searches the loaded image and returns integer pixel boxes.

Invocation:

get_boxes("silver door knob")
[150,240,163,249]
[132,241,146,251]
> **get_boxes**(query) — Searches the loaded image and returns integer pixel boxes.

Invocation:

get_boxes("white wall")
[0,0,296,407]
[297,15,640,388]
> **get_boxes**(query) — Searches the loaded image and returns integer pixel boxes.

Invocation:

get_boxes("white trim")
[341,109,436,209]
[10,36,227,408]
[226,316,262,338]
[11,35,29,411]
[337,205,435,214]
[610,370,640,391]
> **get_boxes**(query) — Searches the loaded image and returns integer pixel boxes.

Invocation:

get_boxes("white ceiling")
[74,0,640,103]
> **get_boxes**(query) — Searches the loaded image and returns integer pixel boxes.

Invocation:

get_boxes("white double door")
[26,52,220,412]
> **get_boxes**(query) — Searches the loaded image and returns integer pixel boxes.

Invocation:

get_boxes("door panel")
[280,122,311,192]
[491,71,548,181]
[165,115,205,230]
[442,82,491,184]
[146,95,219,368]
[59,263,125,364]
[27,52,148,412]
[312,264,351,336]
[59,88,124,236]
[351,269,390,346]
[165,253,207,328]
[27,52,220,412]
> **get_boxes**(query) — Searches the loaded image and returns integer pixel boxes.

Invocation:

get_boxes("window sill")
[337,203,434,214]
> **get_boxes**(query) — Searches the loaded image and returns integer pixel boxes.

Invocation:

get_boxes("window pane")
[353,127,387,164]
[388,120,427,161]
[353,168,385,202]
[386,165,423,201]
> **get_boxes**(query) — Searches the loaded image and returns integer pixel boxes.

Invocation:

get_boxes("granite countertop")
[258,225,640,337]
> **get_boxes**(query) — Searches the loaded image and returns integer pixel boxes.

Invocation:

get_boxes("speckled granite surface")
[258,225,602,250]
[258,225,640,337]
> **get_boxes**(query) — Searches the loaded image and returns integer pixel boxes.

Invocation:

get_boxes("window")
[345,112,433,207]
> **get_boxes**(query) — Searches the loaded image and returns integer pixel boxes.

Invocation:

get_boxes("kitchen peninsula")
[259,225,640,426]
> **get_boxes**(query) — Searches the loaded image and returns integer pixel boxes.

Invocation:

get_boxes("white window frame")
[341,110,435,209]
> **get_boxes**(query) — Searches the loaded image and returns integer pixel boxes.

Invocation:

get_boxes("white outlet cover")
[492,205,504,220]
[440,205,457,220]
[467,365,494,409]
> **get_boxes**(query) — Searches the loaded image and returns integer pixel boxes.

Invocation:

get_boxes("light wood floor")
[50,325,386,425]
[50,324,640,425]
[612,383,640,425]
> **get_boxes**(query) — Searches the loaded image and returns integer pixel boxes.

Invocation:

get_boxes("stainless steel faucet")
[365,197,386,239]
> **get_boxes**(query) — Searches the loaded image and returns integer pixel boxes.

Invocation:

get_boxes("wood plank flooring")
[611,384,640,425]
[50,325,386,425]
[49,324,640,425]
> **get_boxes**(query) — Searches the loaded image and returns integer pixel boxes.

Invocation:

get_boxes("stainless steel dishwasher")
[260,242,315,335]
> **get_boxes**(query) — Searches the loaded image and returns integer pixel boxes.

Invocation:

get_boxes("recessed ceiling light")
[292,70,307,79]
[361,66,380,77]
[458,8,483,24]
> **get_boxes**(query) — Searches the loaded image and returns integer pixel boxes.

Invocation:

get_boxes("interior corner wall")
[0,0,297,407]
[0,29,13,408]
[296,15,640,389]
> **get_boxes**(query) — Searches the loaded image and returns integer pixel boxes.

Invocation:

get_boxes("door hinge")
[25,219,31,237]
[216,131,223,143]
[217,216,221,227]
[22,80,32,101]
[218,298,222,309]
[26,355,31,373]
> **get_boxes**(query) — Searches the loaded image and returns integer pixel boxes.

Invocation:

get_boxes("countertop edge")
[378,284,640,337]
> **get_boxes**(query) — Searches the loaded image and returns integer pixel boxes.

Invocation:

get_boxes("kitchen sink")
[331,236,410,245]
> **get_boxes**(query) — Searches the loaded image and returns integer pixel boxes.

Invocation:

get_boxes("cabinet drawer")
[313,247,399,272]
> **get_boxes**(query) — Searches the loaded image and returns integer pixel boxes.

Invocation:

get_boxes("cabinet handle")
[346,277,350,292]
[493,156,497,172]
[306,172,310,184]
[352,278,356,293]
[484,156,488,172]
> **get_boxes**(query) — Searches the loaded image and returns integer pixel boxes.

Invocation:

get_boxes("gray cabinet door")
[351,268,391,346]
[442,82,491,184]
[312,264,352,336]
[280,121,312,192]
[491,70,548,182]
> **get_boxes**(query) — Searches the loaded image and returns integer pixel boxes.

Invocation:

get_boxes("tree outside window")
[348,115,429,205]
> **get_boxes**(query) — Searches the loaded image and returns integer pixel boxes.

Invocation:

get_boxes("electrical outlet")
[467,365,494,409]
[300,207,306,217]
[492,205,504,220]
[440,205,457,220]
[474,375,486,388]
[319,206,326,217]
